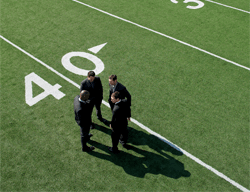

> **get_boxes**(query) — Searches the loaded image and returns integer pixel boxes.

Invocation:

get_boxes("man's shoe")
[108,147,119,154]
[97,117,103,122]
[102,119,108,124]
[82,146,95,152]
[98,117,108,124]
[122,144,132,150]
[90,124,95,129]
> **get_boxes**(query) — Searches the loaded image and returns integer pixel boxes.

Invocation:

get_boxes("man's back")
[80,77,103,100]
[74,95,92,127]
[111,99,131,129]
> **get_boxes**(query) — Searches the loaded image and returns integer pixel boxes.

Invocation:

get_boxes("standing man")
[74,90,95,152]
[108,75,131,111]
[108,91,131,153]
[80,71,106,124]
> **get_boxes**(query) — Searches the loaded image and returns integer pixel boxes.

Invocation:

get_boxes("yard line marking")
[72,0,250,72]
[205,0,250,14]
[0,36,80,89]
[1,35,249,192]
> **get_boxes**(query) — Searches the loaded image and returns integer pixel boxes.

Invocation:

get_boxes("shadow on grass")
[88,140,190,179]
[94,122,183,157]
[88,123,190,179]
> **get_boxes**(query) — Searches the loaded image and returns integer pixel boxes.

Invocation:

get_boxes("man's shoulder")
[117,82,126,90]
[95,76,102,83]
[81,78,89,84]
[74,95,80,101]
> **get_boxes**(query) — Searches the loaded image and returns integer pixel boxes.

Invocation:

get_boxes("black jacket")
[111,99,131,129]
[109,82,131,106]
[80,77,103,101]
[74,95,92,128]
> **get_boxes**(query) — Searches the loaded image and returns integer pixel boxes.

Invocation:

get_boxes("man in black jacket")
[108,75,131,111]
[108,91,131,153]
[80,71,106,124]
[74,90,95,152]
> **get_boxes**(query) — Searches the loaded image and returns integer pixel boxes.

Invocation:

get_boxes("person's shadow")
[94,122,184,157]
[88,123,191,179]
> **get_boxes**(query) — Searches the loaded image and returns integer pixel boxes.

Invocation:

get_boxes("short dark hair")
[88,71,95,77]
[109,75,117,81]
[111,91,120,99]
[80,90,90,101]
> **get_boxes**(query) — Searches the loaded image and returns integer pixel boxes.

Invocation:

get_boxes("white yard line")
[72,0,250,72]
[1,35,249,192]
[205,0,250,14]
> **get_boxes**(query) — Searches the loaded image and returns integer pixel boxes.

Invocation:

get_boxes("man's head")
[87,71,95,82]
[109,75,117,86]
[80,90,90,101]
[111,91,121,103]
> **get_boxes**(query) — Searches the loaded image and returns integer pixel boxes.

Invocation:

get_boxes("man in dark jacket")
[80,71,106,124]
[108,75,131,111]
[74,90,95,152]
[108,91,131,153]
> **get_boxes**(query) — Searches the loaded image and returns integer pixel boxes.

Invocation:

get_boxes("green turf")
[1,0,249,191]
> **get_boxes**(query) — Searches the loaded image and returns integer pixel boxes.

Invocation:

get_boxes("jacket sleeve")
[125,100,131,118]
[110,109,116,128]
[98,77,103,99]
[80,80,86,92]
[124,88,131,106]
[77,111,85,127]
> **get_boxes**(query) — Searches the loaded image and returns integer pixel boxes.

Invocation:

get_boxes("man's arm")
[110,108,117,128]
[97,77,103,99]
[124,88,131,106]
[80,80,87,92]
[118,83,131,106]
[125,100,131,120]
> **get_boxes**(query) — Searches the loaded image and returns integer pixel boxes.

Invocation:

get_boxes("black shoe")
[108,147,119,154]
[82,146,95,152]
[98,117,108,124]
[102,119,108,124]
[122,144,132,150]
[97,117,103,121]
[90,124,95,129]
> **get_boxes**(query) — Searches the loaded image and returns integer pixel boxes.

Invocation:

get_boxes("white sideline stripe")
[1,35,249,192]
[205,0,250,14]
[72,0,250,72]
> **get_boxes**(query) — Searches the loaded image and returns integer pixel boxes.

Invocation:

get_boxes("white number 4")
[25,72,65,106]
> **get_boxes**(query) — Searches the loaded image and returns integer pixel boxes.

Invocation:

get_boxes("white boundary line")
[205,0,250,14]
[72,0,250,72]
[1,35,249,192]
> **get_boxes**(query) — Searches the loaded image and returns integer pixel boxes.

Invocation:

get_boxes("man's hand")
[109,124,112,129]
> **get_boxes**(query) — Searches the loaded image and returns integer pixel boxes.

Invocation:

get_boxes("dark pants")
[80,125,91,150]
[91,99,103,119]
[111,126,128,150]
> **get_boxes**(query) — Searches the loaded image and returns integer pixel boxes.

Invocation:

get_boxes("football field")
[1,0,249,191]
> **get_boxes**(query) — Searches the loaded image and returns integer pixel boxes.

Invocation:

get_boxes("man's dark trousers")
[90,98,103,120]
[111,126,128,150]
[80,124,91,150]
